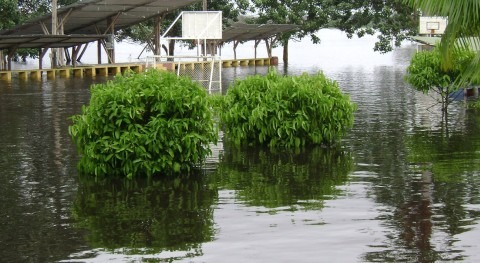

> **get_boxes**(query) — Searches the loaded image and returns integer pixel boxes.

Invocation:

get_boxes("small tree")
[405,47,476,113]
[69,70,218,178]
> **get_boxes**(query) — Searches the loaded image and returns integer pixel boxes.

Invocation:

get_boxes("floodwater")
[1,29,480,262]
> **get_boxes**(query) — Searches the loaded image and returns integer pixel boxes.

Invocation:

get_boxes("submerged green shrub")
[69,70,218,178]
[219,70,356,147]
[405,47,476,112]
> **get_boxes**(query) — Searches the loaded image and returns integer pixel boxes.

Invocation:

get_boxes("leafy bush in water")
[69,70,218,178]
[219,70,356,147]
[405,47,476,112]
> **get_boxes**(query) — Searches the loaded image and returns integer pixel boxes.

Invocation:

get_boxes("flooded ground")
[1,30,479,262]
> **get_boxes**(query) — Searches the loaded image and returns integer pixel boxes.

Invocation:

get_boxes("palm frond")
[405,0,480,85]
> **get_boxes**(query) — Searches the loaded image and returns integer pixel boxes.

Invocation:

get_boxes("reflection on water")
[212,145,353,210]
[68,174,217,262]
[0,77,105,262]
[1,30,480,262]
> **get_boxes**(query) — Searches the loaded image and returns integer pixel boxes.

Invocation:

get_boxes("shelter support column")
[233,40,239,60]
[0,50,4,71]
[39,48,49,70]
[97,40,102,64]
[39,48,43,69]
[7,48,16,71]
[72,45,81,67]
[154,17,161,56]
[254,39,261,59]
[106,15,118,64]
[264,38,272,58]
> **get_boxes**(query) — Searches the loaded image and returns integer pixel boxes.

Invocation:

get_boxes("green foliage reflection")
[72,173,217,256]
[212,145,353,209]
[407,120,480,182]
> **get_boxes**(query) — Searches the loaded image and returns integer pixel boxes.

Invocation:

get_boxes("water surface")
[1,29,479,262]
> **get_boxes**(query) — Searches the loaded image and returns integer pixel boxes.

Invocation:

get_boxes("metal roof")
[0,0,200,36]
[0,35,107,49]
[222,22,298,42]
[409,36,441,46]
[410,36,480,51]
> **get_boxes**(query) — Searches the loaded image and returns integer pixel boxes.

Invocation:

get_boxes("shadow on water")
[67,173,218,262]
[210,144,354,211]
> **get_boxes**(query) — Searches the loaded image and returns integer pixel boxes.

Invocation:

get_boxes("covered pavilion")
[0,0,199,70]
[0,0,299,71]
[219,22,298,60]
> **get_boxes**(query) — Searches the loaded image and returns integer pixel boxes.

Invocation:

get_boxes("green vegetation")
[405,0,480,86]
[405,47,476,112]
[68,70,218,178]
[218,70,356,148]
[251,0,417,63]
[212,145,353,210]
[72,174,217,256]
[407,122,480,182]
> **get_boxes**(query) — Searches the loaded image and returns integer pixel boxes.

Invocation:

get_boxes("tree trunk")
[264,39,271,58]
[283,39,289,64]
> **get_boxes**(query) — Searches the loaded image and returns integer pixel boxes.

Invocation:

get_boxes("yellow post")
[18,71,28,81]
[73,68,84,77]
[84,67,96,77]
[0,71,12,81]
[58,69,70,78]
[96,67,108,76]
[46,70,56,79]
[30,70,42,80]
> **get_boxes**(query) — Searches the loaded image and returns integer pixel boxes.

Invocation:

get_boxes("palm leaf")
[405,0,480,85]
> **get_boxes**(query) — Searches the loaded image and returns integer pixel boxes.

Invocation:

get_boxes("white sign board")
[182,11,222,39]
[419,16,447,35]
